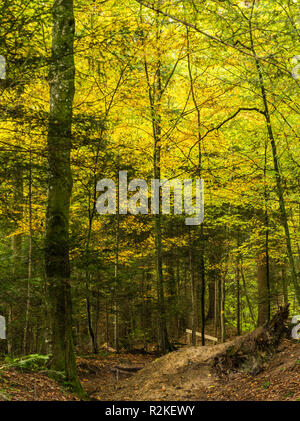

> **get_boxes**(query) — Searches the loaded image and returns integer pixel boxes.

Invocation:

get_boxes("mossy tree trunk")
[45,0,83,394]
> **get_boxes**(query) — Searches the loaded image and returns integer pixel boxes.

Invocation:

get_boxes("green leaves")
[2,354,50,371]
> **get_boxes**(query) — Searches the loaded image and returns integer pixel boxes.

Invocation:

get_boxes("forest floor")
[0,339,299,401]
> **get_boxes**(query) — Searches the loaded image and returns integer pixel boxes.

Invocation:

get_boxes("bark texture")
[45,0,83,394]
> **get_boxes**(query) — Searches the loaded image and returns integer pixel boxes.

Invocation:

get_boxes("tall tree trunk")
[187,28,205,345]
[83,67,125,353]
[114,211,120,352]
[264,135,271,321]
[188,229,197,346]
[236,231,241,336]
[154,197,169,353]
[264,137,271,322]
[85,200,97,354]
[45,0,83,394]
[236,259,241,336]
[200,225,205,346]
[23,150,32,354]
[10,161,23,355]
[214,277,218,338]
[249,3,300,305]
[142,6,170,353]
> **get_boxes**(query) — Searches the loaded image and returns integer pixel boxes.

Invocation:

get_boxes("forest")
[0,0,299,402]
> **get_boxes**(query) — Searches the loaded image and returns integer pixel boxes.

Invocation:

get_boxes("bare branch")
[134,0,290,75]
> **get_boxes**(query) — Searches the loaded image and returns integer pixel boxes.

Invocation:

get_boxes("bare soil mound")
[106,307,296,401]
[109,339,300,401]
[112,344,222,400]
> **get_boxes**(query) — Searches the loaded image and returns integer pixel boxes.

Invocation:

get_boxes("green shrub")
[2,354,50,371]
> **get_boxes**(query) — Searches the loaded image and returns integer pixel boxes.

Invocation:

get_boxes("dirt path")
[0,340,298,401]
[77,352,156,400]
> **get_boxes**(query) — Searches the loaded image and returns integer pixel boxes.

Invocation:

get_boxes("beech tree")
[45,0,82,393]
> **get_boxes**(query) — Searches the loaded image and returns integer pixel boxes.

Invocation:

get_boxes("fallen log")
[186,329,218,343]
[212,304,290,376]
[111,306,291,400]
[111,365,144,383]
[77,361,101,375]
[111,365,144,373]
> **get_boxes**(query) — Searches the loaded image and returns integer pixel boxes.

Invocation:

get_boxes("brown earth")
[208,339,300,401]
[0,368,77,401]
[102,339,300,401]
[0,339,299,401]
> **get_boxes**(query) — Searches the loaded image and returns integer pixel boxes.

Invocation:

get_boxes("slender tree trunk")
[114,211,120,352]
[236,259,241,336]
[85,214,96,353]
[142,7,170,353]
[188,229,197,346]
[153,67,169,353]
[257,254,269,326]
[45,0,83,394]
[23,150,32,354]
[249,4,300,305]
[281,265,289,306]
[220,276,225,343]
[206,276,215,321]
[264,137,271,322]
[236,232,241,336]
[214,277,218,338]
[9,159,23,355]
[7,305,12,355]
[86,280,97,353]
[105,301,109,350]
[154,203,169,352]
[94,289,100,350]
[82,67,125,353]
[240,260,256,324]
[200,225,205,346]
[85,207,97,353]
[187,28,205,345]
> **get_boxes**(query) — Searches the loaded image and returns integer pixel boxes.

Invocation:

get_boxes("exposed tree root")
[108,306,291,400]
[212,305,290,376]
